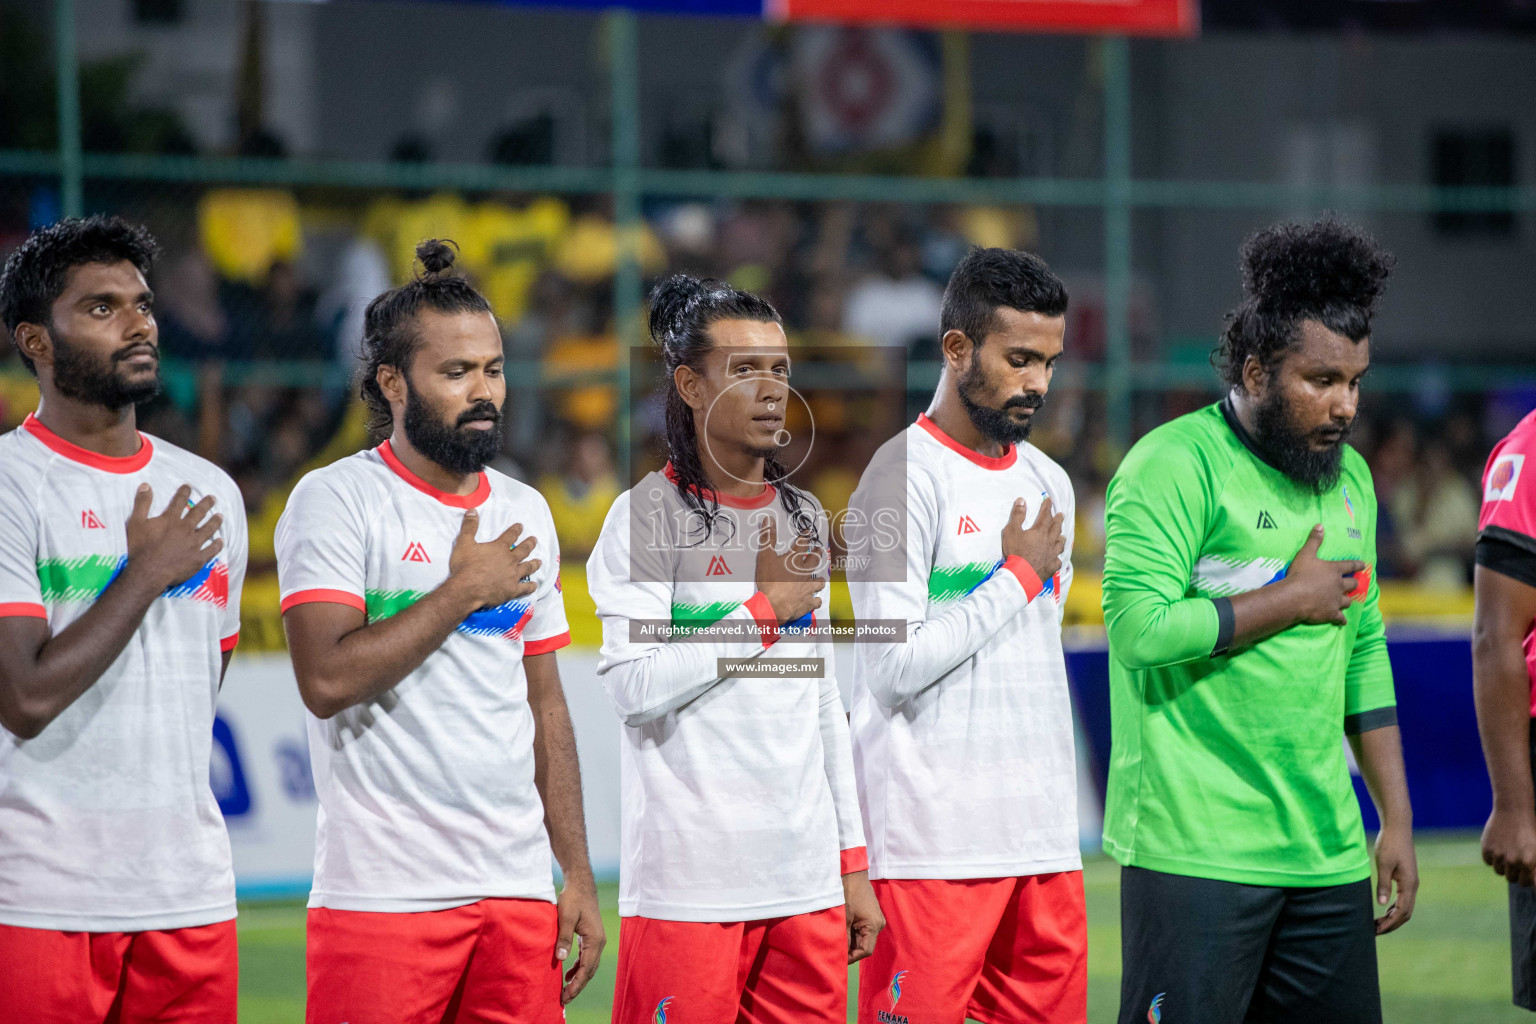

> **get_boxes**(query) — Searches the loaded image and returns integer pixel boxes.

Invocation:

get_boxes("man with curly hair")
[1102,218,1417,1024]
[0,216,246,1021]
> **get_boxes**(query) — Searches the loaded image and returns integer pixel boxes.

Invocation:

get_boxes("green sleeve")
[1103,427,1222,671]
[1344,467,1396,730]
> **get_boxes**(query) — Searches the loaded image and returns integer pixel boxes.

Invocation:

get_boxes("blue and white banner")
[217,627,1483,898]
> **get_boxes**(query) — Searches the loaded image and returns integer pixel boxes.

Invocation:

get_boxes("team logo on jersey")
[81,509,105,529]
[1488,454,1525,503]
[706,555,732,576]
[1255,510,1277,529]
[873,969,912,1023]
[957,515,980,535]
[653,996,674,1023]
[1148,992,1165,1023]
[401,541,431,563]
[1343,486,1356,525]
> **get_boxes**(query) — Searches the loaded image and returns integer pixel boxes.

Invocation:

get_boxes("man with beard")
[0,216,246,1021]
[845,247,1084,1024]
[275,240,603,1023]
[1103,218,1416,1024]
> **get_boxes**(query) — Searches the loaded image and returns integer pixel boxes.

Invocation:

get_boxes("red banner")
[771,0,1197,36]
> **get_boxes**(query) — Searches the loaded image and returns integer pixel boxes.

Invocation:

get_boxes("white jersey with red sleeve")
[274,440,569,912]
[585,467,865,922]
[0,414,246,932]
[847,414,1081,881]
[1478,408,1536,715]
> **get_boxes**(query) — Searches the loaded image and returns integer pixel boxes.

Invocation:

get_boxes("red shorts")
[0,918,236,1024]
[858,873,1086,1024]
[611,907,847,1024]
[306,897,563,1024]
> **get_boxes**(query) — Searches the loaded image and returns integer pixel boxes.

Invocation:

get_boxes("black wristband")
[1211,597,1235,657]
[1345,706,1398,735]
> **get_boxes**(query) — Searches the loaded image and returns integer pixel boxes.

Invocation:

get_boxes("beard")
[402,387,504,475]
[51,334,161,409]
[1251,387,1354,493]
[957,358,1043,447]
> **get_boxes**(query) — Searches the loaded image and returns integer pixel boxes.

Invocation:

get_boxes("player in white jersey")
[846,247,1085,1024]
[275,241,602,1024]
[587,275,883,1023]
[0,217,246,1022]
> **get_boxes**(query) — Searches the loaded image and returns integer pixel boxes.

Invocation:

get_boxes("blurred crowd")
[0,187,1521,590]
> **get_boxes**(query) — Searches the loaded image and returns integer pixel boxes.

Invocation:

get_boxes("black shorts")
[1118,866,1381,1024]
[1508,722,1536,1010]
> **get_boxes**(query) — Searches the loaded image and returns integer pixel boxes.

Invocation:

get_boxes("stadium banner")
[770,0,1198,36]
[214,651,626,896]
[1067,627,1492,834]
[460,0,1198,35]
[217,628,1478,897]
[214,656,317,896]
[214,648,1091,896]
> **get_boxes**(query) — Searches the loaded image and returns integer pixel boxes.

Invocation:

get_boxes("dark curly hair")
[1214,217,1394,390]
[359,239,493,438]
[0,215,160,376]
[940,246,1068,345]
[648,273,815,542]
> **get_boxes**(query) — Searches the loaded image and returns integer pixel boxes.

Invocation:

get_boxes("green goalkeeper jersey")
[1101,400,1396,887]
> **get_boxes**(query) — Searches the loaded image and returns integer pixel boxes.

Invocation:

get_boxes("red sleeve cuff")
[219,631,240,653]
[743,592,780,648]
[1001,556,1044,602]
[840,846,869,875]
[0,602,47,620]
[280,588,366,614]
[522,630,571,657]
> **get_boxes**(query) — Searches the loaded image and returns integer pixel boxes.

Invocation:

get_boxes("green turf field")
[237,834,1527,1023]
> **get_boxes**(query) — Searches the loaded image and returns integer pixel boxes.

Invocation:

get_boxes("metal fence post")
[55,0,83,218]
[609,9,641,484]
[1102,35,1132,453]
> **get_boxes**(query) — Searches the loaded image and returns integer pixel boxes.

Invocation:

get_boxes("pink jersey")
[1479,409,1536,715]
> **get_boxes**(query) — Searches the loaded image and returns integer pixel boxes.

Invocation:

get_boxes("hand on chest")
[1196,482,1369,599]
[929,486,1061,605]
[41,473,226,608]
[49,476,218,551]
[666,504,822,588]
[1232,486,1364,560]
[368,503,546,592]
[936,486,1053,561]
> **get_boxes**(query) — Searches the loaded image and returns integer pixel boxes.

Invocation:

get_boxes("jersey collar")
[662,461,777,510]
[1218,396,1294,478]
[915,413,1017,471]
[378,439,490,508]
[23,413,153,473]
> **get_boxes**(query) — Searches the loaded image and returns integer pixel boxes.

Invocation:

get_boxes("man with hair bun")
[1103,218,1417,1024]
[275,240,603,1023]
[587,273,881,1024]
